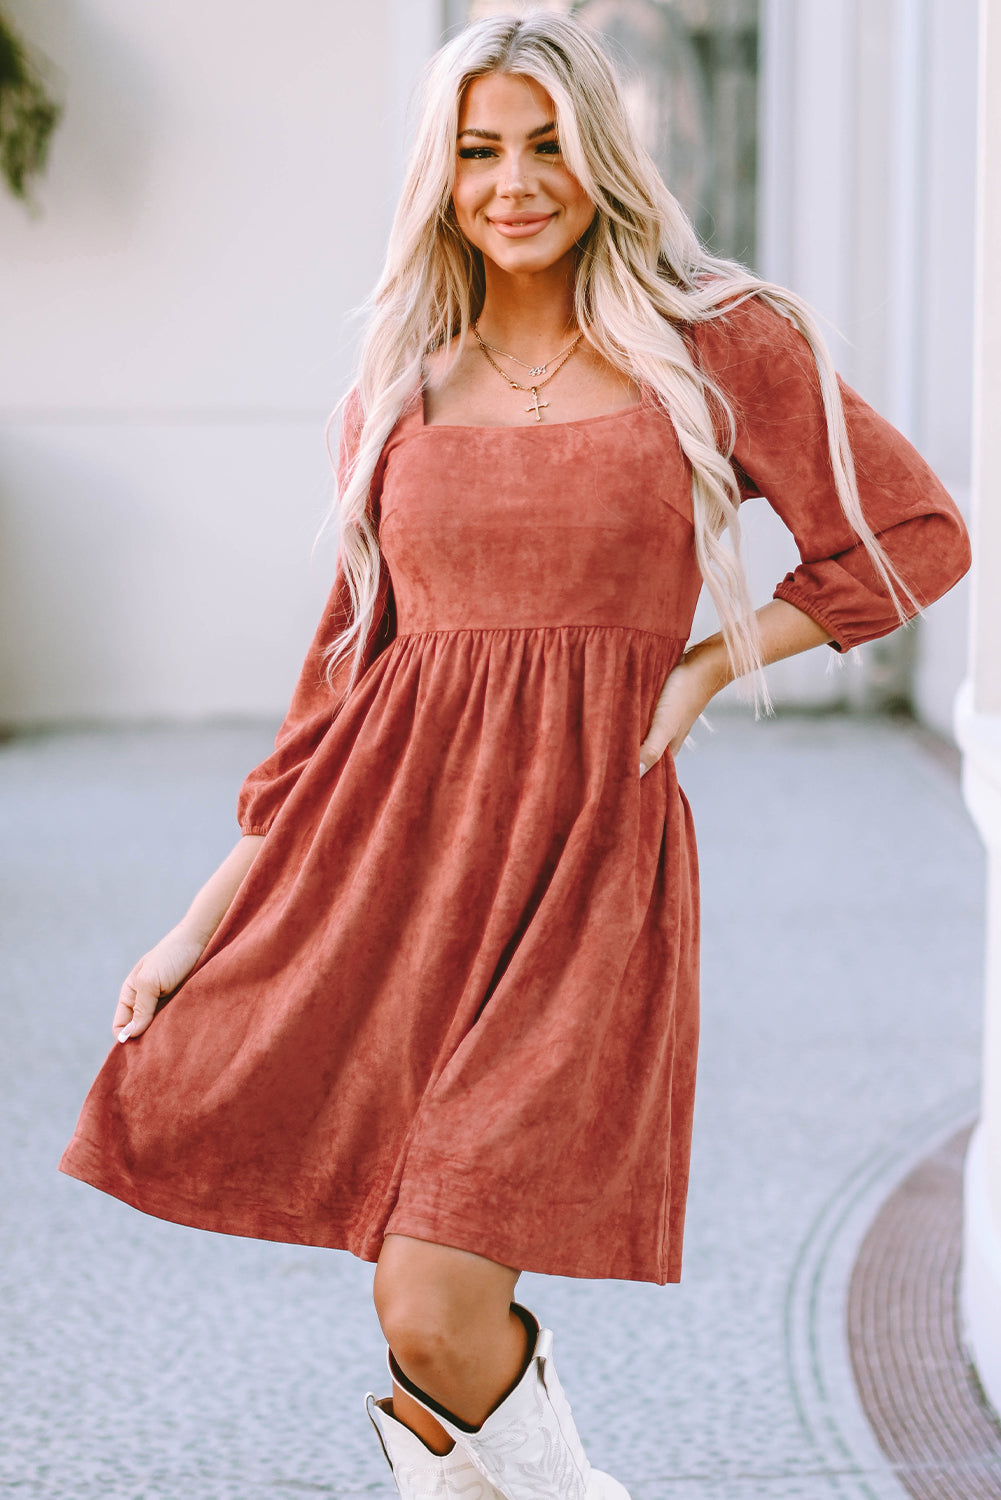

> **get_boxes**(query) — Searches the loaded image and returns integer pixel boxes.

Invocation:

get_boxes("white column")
[956,0,1001,1418]
[759,0,856,376]
[911,0,979,738]
[755,0,978,725]
[737,0,861,707]
[882,0,925,443]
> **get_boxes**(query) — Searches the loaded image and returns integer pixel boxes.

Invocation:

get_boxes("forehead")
[457,72,556,132]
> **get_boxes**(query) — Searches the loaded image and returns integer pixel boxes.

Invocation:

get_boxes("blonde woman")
[61,12,970,1499]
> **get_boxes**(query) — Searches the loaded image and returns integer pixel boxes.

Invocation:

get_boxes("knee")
[373,1235,521,1386]
[373,1245,482,1381]
[374,1282,466,1380]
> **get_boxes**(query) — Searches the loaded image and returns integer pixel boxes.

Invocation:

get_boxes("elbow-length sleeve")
[236,390,396,836]
[690,295,971,652]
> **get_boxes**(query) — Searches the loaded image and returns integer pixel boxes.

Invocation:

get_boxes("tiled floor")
[848,1124,1001,1499]
[0,712,990,1497]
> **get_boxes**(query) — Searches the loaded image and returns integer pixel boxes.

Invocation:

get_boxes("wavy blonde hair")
[323,10,912,705]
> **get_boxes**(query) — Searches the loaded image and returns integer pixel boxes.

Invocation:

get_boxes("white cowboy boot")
[366,1393,507,1499]
[387,1304,631,1500]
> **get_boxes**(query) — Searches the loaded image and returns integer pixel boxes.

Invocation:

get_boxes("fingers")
[639,714,675,775]
[111,972,138,1041]
[638,741,671,777]
[125,974,160,1039]
[112,963,159,1043]
[123,966,160,1038]
[111,1007,134,1042]
[641,679,701,774]
[639,729,664,776]
[640,711,689,773]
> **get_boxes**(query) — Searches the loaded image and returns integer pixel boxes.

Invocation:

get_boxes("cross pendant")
[525,388,549,422]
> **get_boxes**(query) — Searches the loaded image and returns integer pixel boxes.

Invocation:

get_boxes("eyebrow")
[457,120,557,142]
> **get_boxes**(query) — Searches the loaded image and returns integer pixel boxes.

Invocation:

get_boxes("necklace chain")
[472,320,584,422]
[474,325,581,378]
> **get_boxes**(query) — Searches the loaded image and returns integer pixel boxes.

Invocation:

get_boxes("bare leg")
[373,1233,527,1454]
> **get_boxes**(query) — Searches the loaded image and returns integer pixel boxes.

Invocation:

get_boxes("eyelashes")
[457,142,561,161]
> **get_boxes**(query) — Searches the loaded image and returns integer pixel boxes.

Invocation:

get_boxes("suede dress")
[59,295,971,1284]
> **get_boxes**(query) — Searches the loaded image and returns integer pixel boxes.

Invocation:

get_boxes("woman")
[60,12,971,1500]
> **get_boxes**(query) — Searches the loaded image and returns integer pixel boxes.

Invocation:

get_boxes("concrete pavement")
[0,711,986,1498]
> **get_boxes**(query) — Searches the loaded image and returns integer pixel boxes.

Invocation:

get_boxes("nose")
[496,147,533,199]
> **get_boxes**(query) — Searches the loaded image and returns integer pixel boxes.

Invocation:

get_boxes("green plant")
[0,7,61,204]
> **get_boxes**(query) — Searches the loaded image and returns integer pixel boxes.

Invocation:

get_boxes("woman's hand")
[112,927,207,1043]
[109,833,265,1044]
[638,650,726,776]
[638,603,835,776]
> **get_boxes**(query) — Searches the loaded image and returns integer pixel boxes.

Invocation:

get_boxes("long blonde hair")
[323,10,912,705]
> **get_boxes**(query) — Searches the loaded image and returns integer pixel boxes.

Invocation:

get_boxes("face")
[452,72,596,278]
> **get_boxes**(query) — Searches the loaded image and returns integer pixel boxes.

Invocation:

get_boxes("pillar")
[956,0,1001,1417]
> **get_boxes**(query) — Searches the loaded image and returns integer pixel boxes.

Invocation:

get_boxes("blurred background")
[0,0,978,734]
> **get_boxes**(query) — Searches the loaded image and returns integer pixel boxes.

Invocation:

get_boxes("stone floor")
[0,710,989,1498]
[848,1123,1001,1499]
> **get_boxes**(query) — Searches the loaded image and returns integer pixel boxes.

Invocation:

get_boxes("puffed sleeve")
[236,389,396,835]
[690,294,971,651]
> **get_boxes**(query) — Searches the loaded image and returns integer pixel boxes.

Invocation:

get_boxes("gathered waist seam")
[392,624,687,645]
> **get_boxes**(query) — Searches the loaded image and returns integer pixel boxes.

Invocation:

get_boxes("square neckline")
[418,383,650,432]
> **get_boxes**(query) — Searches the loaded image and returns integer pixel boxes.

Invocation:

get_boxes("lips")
[487,213,557,238]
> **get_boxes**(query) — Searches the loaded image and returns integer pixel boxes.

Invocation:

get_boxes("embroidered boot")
[387,1304,631,1500]
[366,1393,506,1499]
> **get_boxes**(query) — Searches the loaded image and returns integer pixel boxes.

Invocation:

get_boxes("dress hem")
[383,1201,678,1286]
[57,1134,678,1286]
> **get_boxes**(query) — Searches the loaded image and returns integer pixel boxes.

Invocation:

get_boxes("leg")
[373,1233,527,1451]
[370,1246,631,1498]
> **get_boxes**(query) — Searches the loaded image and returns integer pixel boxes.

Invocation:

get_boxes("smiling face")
[451,72,596,280]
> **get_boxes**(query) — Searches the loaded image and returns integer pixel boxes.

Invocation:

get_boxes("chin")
[485,243,577,275]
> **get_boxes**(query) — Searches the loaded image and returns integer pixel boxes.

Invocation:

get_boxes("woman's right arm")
[112,833,265,1043]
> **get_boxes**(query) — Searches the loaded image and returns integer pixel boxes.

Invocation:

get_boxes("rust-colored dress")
[59,296,970,1284]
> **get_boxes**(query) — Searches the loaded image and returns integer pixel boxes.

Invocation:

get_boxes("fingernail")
[117,1022,135,1043]
[639,762,647,778]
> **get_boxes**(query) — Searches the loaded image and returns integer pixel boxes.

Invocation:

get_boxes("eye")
[536,139,560,155]
[458,146,496,160]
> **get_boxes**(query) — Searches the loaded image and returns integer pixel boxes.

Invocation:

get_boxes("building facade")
[0,0,978,731]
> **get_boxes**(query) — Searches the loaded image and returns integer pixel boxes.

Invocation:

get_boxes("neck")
[476,257,578,358]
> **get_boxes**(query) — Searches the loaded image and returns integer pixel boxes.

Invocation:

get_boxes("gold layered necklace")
[471,319,584,422]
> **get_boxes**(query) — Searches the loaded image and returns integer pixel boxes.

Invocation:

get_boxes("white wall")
[0,0,439,723]
[730,0,977,724]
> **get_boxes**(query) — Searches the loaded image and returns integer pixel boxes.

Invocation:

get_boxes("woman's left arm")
[639,599,830,774]
[638,295,973,776]
[689,295,971,657]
